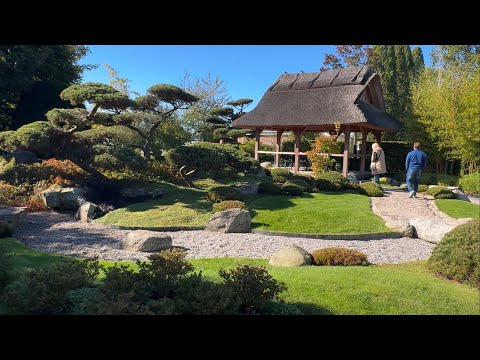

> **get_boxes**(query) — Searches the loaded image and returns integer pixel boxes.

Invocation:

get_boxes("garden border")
[251,229,401,240]
[93,221,204,232]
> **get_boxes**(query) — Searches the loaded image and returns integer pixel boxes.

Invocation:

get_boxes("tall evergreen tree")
[394,45,412,121]
[412,47,425,78]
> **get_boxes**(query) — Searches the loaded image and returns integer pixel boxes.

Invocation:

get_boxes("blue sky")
[79,45,436,107]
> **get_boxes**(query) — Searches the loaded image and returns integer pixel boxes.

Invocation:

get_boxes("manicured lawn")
[249,193,392,234]
[96,181,213,228]
[436,199,480,219]
[1,238,478,315]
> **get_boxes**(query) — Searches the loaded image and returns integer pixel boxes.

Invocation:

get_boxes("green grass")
[436,199,480,219]
[192,174,262,190]
[249,193,392,234]
[96,181,214,228]
[1,238,478,315]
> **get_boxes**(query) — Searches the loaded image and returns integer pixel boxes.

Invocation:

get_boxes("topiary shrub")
[281,181,305,196]
[288,178,313,192]
[270,168,293,184]
[358,182,384,197]
[426,187,455,199]
[428,219,480,288]
[419,172,437,185]
[417,184,429,193]
[213,200,246,213]
[315,171,352,192]
[258,181,283,195]
[292,174,315,187]
[311,247,369,266]
[207,186,242,203]
[0,244,14,291]
[459,173,480,195]
[219,265,287,314]
[3,257,101,314]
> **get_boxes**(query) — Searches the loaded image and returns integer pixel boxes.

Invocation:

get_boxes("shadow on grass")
[290,302,334,315]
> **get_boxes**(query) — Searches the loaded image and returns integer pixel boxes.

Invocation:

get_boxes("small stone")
[269,244,312,267]
[75,202,98,222]
[385,219,414,237]
[121,230,172,252]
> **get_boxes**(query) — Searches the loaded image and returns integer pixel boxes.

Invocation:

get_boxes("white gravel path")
[13,211,435,264]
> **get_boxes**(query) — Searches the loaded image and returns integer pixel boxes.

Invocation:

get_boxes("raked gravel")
[13,211,435,264]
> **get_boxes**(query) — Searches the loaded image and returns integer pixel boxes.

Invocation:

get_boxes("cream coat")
[371,149,387,175]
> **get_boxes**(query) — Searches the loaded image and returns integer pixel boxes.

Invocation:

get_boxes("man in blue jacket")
[405,142,427,198]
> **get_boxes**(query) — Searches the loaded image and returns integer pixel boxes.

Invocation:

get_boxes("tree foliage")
[306,134,341,176]
[321,45,371,70]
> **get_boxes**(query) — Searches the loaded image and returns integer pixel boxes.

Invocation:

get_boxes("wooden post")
[360,127,367,180]
[275,128,283,167]
[254,128,261,161]
[342,127,351,177]
[294,129,301,173]
[374,130,382,145]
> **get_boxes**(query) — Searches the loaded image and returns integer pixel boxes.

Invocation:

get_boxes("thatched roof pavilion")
[232,65,401,178]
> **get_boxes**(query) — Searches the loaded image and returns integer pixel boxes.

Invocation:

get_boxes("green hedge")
[286,178,312,192]
[459,173,480,195]
[315,171,354,192]
[270,168,293,184]
[258,181,283,195]
[281,181,305,196]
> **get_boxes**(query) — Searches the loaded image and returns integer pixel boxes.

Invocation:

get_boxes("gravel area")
[13,211,435,264]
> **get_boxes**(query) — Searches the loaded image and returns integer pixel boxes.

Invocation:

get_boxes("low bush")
[287,178,313,192]
[315,171,353,192]
[419,172,437,185]
[436,174,459,186]
[426,187,455,199]
[0,244,14,291]
[270,168,293,184]
[259,300,304,315]
[207,186,242,203]
[258,181,283,195]
[358,182,384,197]
[311,247,369,266]
[0,181,24,206]
[212,200,246,213]
[292,174,315,187]
[428,219,480,288]
[459,173,480,195]
[281,181,305,196]
[417,184,429,193]
[219,265,287,314]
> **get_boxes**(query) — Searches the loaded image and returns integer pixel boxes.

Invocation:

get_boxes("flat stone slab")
[409,218,456,244]
[0,206,27,231]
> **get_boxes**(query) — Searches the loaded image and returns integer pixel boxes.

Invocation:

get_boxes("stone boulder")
[269,244,312,267]
[452,189,471,202]
[42,186,86,210]
[385,219,414,237]
[75,202,98,222]
[119,186,163,201]
[1,150,38,164]
[120,230,172,252]
[346,172,359,184]
[400,183,407,189]
[0,207,27,232]
[235,182,259,195]
[409,218,456,244]
[260,162,272,170]
[390,179,401,186]
[206,209,251,233]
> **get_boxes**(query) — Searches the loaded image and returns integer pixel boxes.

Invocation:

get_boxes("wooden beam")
[254,128,261,161]
[360,127,367,180]
[374,130,382,145]
[342,127,351,177]
[275,128,283,167]
[294,129,302,173]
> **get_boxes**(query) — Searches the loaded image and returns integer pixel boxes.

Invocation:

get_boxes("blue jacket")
[406,149,427,171]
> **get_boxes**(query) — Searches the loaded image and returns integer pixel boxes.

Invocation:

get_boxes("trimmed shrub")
[0,244,14,291]
[419,172,437,185]
[358,182,384,197]
[426,187,456,199]
[417,184,429,193]
[219,265,287,314]
[311,247,369,266]
[213,200,246,213]
[428,219,480,288]
[281,181,305,196]
[292,174,315,187]
[0,181,24,206]
[288,178,313,192]
[270,168,292,184]
[459,173,480,195]
[315,171,352,192]
[436,174,459,186]
[259,300,304,315]
[258,181,283,195]
[207,186,242,203]
[3,258,101,314]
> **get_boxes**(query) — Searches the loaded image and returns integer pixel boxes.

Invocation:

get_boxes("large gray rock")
[120,186,162,201]
[120,230,172,252]
[75,202,98,222]
[235,182,259,195]
[42,186,86,210]
[206,209,251,233]
[452,189,471,202]
[409,218,456,244]
[0,207,27,232]
[260,162,272,170]
[1,150,38,164]
[385,219,414,237]
[346,172,359,184]
[269,244,312,267]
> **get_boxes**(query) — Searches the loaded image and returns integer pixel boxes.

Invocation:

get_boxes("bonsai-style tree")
[207,98,253,143]
[113,84,198,159]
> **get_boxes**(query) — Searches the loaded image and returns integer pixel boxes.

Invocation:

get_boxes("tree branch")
[123,124,148,139]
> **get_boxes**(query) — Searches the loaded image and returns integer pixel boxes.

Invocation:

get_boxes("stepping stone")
[409,218,456,244]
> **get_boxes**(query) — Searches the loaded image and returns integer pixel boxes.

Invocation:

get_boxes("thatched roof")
[233,66,401,131]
